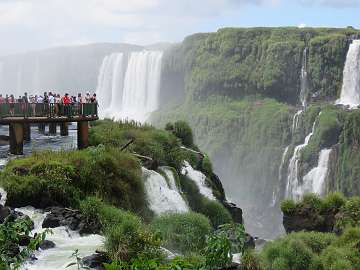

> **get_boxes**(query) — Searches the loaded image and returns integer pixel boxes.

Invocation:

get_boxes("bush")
[321,245,360,270]
[287,231,336,254]
[336,196,360,230]
[301,193,324,211]
[200,198,232,228]
[151,212,211,254]
[261,237,319,270]
[322,192,346,211]
[280,199,296,214]
[173,121,194,147]
[0,147,146,214]
[203,230,232,270]
[241,250,263,270]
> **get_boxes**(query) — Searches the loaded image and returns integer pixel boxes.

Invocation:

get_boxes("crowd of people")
[0,91,98,117]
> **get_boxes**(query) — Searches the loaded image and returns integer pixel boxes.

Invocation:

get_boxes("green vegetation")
[0,217,49,269]
[151,212,211,254]
[0,146,145,214]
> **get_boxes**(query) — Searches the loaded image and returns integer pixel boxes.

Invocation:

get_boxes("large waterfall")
[336,40,360,108]
[96,51,163,122]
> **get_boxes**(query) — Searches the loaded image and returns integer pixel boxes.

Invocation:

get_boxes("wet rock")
[283,206,336,233]
[244,233,255,250]
[83,252,110,270]
[6,242,20,258]
[12,166,29,176]
[18,235,31,246]
[0,205,11,223]
[38,240,56,250]
[42,207,100,234]
[223,201,243,224]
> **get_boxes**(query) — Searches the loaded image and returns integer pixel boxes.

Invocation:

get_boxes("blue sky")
[0,0,358,56]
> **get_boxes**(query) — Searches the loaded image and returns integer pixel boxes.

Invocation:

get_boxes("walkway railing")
[0,103,98,118]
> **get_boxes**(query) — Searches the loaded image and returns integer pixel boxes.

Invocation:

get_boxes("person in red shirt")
[62,93,71,116]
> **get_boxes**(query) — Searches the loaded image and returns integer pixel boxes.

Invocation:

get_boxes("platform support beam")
[77,121,89,149]
[9,123,24,155]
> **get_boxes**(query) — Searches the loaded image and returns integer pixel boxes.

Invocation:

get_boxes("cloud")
[298,0,360,8]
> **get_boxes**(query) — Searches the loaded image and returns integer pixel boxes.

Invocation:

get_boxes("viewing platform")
[0,103,98,155]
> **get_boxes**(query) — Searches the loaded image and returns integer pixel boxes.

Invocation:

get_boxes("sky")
[0,0,359,56]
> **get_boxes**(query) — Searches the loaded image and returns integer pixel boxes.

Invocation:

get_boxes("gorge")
[1,27,360,269]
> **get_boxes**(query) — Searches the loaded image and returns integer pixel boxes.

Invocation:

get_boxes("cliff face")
[153,27,360,238]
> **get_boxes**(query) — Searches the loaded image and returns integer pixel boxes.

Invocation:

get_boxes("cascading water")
[336,40,360,108]
[96,51,163,122]
[181,161,216,201]
[299,47,309,108]
[17,207,103,270]
[272,146,289,206]
[142,167,189,215]
[285,114,319,200]
[96,53,125,118]
[302,149,332,196]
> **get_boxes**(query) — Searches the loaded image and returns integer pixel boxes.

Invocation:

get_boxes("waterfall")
[17,207,103,270]
[299,47,309,107]
[292,110,303,134]
[272,146,289,206]
[96,51,163,122]
[142,167,189,215]
[302,149,332,196]
[285,115,319,200]
[96,53,125,118]
[336,40,360,108]
[0,187,7,205]
[181,161,216,201]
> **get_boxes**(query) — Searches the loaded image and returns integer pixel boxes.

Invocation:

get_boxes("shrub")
[173,121,194,147]
[200,198,233,229]
[203,230,232,270]
[336,196,360,230]
[261,237,318,270]
[322,192,346,211]
[151,212,211,254]
[280,199,296,214]
[321,245,360,270]
[241,250,263,270]
[287,231,336,254]
[104,211,161,262]
[301,193,324,211]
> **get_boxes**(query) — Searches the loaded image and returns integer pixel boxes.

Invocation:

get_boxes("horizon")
[0,0,359,56]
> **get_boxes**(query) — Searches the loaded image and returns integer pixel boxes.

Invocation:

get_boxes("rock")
[244,233,255,250]
[283,206,336,233]
[6,242,20,258]
[0,205,11,223]
[12,166,29,176]
[223,201,243,224]
[42,207,100,234]
[42,214,61,228]
[18,235,31,246]
[38,240,56,250]
[83,252,110,270]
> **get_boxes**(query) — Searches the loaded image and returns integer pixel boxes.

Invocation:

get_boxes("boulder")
[38,240,56,250]
[83,252,110,270]
[223,201,243,224]
[0,205,11,223]
[18,235,31,246]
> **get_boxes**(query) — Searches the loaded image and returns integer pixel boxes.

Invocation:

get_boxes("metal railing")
[0,103,98,118]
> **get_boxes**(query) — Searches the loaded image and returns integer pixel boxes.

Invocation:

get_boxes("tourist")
[49,92,55,117]
[85,92,91,103]
[90,93,97,103]
[55,94,61,115]
[9,95,15,116]
[62,93,71,116]
[30,95,36,116]
[0,94,5,104]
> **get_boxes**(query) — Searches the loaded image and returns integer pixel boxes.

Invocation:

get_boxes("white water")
[302,149,332,196]
[0,187,7,205]
[285,115,318,200]
[272,146,289,206]
[181,161,216,201]
[336,40,360,108]
[17,207,104,270]
[299,47,309,107]
[96,51,163,122]
[143,167,189,215]
[292,110,303,134]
